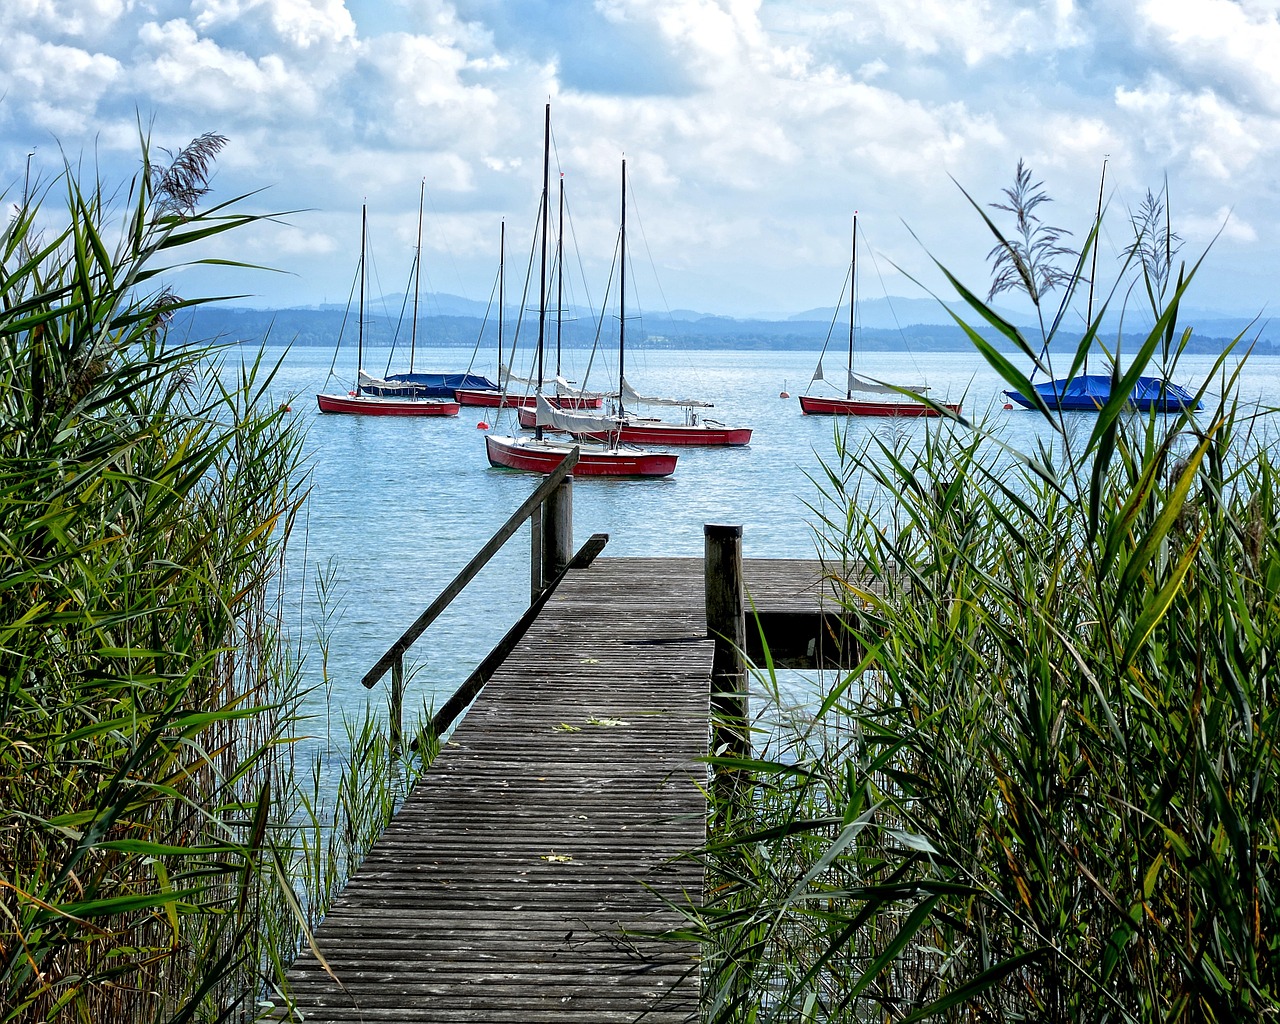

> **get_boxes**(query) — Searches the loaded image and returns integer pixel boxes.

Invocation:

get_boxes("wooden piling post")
[543,474,574,585]
[705,524,749,776]
[529,503,543,604]
[390,655,404,752]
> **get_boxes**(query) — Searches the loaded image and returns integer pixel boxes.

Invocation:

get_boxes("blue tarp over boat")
[361,371,498,399]
[1005,374,1201,413]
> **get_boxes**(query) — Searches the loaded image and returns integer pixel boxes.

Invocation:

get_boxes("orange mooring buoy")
[1003,402,1013,410]
[476,421,489,430]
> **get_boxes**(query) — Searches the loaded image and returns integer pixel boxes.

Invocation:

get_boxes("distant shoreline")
[181,307,1275,357]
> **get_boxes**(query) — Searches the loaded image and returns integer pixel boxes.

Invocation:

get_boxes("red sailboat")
[516,378,752,445]
[514,157,751,447]
[799,213,960,418]
[317,200,460,417]
[317,390,459,416]
[485,105,677,478]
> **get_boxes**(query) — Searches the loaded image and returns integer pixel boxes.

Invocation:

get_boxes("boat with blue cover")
[1004,374,1201,412]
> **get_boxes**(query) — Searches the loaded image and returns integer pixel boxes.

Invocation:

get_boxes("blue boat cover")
[1005,374,1200,413]
[362,372,499,399]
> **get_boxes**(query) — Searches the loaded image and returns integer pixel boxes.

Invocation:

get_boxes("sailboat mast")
[412,180,427,371]
[498,219,505,386]
[556,173,565,379]
[358,202,367,390]
[846,212,856,401]
[536,102,550,441]
[619,157,627,419]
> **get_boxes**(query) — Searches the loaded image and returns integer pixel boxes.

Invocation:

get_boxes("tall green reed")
[687,170,1279,1022]
[0,132,312,1023]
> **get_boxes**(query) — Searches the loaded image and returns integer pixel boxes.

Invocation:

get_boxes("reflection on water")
[751,666,867,766]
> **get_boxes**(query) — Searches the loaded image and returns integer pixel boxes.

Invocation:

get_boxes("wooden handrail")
[429,531,609,739]
[362,447,581,690]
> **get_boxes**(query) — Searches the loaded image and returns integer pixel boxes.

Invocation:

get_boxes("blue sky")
[2,0,1276,322]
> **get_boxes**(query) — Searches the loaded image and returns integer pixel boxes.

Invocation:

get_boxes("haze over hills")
[286,290,1275,350]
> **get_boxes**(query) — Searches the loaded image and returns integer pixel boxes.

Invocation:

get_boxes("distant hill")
[180,295,1277,356]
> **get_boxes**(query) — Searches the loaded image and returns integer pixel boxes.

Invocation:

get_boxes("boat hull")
[577,423,751,446]
[485,435,676,477]
[553,393,605,409]
[317,392,460,416]
[517,406,554,430]
[457,389,535,408]
[798,395,960,417]
[458,390,605,409]
[1004,375,1201,413]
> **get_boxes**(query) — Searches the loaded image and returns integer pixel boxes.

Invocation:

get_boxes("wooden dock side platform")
[278,555,860,1022]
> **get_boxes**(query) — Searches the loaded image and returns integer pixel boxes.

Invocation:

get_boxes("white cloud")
[1,0,129,38]
[2,0,1276,316]
[1116,76,1270,179]
[0,37,122,135]
[267,223,341,255]
[192,0,357,48]
[1183,205,1257,245]
[1137,0,1280,114]
[359,30,499,150]
[763,0,1088,66]
[133,19,324,119]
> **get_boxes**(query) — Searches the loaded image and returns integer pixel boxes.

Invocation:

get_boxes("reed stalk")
[0,131,418,1024]
[687,174,1279,1022]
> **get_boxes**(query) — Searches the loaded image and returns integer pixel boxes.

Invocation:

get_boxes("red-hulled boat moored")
[576,418,751,445]
[316,392,460,416]
[458,389,604,409]
[797,394,960,417]
[484,107,677,480]
[800,212,961,420]
[485,434,676,477]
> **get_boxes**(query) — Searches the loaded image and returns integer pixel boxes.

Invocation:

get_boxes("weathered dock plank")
[278,556,856,1022]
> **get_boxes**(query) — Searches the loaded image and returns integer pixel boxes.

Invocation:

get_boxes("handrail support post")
[531,474,573,603]
[390,655,404,753]
[544,474,573,586]
[529,503,543,604]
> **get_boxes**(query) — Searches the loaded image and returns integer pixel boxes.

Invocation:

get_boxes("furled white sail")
[497,365,604,402]
[848,372,929,395]
[499,361,533,387]
[534,394,619,434]
[554,375,605,401]
[620,376,713,409]
[358,370,393,390]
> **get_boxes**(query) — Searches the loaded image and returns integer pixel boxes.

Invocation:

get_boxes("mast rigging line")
[462,253,503,380]
[550,177,609,395]
[326,206,390,384]
[858,222,930,384]
[617,169,714,399]
[492,185,547,427]
[805,265,852,390]
[326,246,362,382]
[384,251,419,376]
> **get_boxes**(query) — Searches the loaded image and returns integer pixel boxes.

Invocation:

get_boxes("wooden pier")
[278,538,868,1022]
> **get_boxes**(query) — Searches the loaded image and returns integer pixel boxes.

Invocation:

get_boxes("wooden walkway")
[278,556,859,1023]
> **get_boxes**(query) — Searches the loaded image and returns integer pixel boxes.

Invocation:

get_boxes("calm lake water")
[252,342,1279,743]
